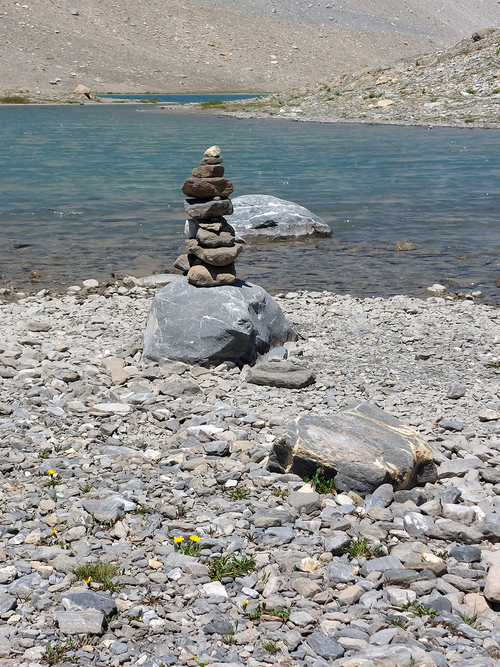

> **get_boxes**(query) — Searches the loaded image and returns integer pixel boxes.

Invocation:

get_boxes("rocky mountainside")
[212,28,500,128]
[0,0,498,99]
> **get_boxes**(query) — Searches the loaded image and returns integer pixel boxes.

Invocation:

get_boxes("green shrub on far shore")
[0,95,30,104]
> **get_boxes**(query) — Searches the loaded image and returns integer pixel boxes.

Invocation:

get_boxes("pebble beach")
[2,278,500,666]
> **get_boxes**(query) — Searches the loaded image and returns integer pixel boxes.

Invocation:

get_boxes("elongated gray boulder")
[231,194,332,240]
[268,402,436,496]
[143,277,296,366]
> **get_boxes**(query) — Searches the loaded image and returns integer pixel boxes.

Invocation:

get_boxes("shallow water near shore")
[1,104,500,301]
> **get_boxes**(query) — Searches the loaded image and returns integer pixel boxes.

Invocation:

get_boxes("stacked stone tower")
[174,145,243,287]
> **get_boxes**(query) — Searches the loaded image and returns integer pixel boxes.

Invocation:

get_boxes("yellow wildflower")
[50,527,56,536]
[84,576,91,584]
[189,535,200,542]
[47,469,55,476]
[173,536,184,543]
[242,600,249,608]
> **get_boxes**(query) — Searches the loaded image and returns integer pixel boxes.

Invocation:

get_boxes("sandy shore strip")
[1,280,500,666]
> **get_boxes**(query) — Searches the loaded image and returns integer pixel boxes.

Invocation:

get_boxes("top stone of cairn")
[204,145,221,157]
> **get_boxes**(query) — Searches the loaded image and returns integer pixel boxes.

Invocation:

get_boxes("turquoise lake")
[1,104,500,301]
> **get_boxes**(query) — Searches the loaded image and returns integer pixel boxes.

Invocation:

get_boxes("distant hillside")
[0,0,498,99]
[216,28,500,128]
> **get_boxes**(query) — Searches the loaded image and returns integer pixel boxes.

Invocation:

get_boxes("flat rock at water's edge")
[231,194,332,240]
[143,277,296,366]
[268,402,436,496]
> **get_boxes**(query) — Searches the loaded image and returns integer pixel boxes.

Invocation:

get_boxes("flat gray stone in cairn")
[269,402,437,495]
[175,145,242,287]
[231,194,332,239]
[143,277,296,365]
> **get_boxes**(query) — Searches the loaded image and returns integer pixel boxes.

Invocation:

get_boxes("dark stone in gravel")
[61,592,118,616]
[305,632,344,660]
[203,619,233,635]
[449,545,482,563]
[422,592,452,613]
[0,593,17,614]
[327,562,356,583]
[439,419,464,431]
[247,361,315,389]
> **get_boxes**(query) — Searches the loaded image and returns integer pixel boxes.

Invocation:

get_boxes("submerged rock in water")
[143,277,296,366]
[268,402,437,495]
[231,194,332,240]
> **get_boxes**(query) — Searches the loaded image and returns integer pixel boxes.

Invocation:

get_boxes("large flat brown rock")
[268,402,436,496]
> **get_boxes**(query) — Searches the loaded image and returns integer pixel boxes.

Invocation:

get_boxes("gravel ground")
[2,278,500,666]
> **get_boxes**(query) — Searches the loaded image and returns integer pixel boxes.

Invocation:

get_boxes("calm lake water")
[1,104,500,301]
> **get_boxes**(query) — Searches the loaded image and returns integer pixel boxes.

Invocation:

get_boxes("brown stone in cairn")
[201,157,223,165]
[192,164,225,178]
[186,239,242,266]
[184,199,234,220]
[196,228,235,248]
[187,261,236,288]
[182,177,234,199]
[173,254,191,273]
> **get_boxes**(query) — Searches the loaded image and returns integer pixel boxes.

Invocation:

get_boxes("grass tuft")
[305,467,337,494]
[73,561,122,592]
[208,553,256,580]
[343,537,384,559]
[0,95,30,104]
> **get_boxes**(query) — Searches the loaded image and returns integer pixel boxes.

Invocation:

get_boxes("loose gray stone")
[61,592,118,616]
[324,532,351,555]
[143,278,296,366]
[448,545,482,562]
[269,402,436,496]
[360,556,404,576]
[288,489,320,513]
[446,383,466,399]
[56,611,105,634]
[231,195,332,240]
[247,360,315,389]
[439,419,464,431]
[305,632,344,660]
[404,512,435,536]
[422,591,452,613]
[0,594,16,615]
[327,562,356,583]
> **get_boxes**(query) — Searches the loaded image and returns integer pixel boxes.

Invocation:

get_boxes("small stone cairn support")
[174,145,243,288]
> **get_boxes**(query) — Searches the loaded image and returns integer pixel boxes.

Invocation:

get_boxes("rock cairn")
[174,145,243,287]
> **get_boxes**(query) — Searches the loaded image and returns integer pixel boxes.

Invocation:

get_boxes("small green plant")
[140,587,163,606]
[38,448,52,459]
[464,118,475,123]
[306,467,337,494]
[137,442,148,450]
[385,615,408,628]
[421,88,426,94]
[400,601,440,620]
[466,88,475,94]
[272,487,289,500]
[132,505,150,516]
[79,482,94,493]
[343,537,384,559]
[486,360,500,368]
[43,636,95,665]
[229,487,248,500]
[363,92,383,99]
[73,561,122,592]
[200,100,226,109]
[176,502,186,518]
[430,97,437,102]
[208,553,256,580]
[222,626,236,645]
[459,609,485,630]
[267,607,291,623]
[173,534,201,556]
[194,659,208,667]
[264,641,279,654]
[400,84,407,90]
[409,656,417,667]
[493,88,500,94]
[0,95,30,104]
[44,469,60,488]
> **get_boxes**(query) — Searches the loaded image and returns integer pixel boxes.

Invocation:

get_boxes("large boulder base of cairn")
[143,277,296,366]
[231,194,332,240]
[268,402,437,496]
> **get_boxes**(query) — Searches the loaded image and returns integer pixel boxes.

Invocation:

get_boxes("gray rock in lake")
[268,402,437,496]
[230,195,332,240]
[143,277,296,366]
